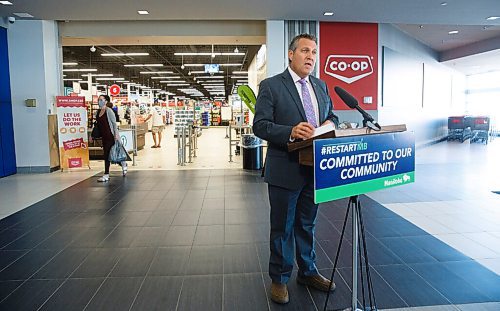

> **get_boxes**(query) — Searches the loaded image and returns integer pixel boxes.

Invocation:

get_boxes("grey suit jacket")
[253,69,339,190]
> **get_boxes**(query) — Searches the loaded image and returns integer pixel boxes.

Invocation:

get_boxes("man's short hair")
[288,33,317,52]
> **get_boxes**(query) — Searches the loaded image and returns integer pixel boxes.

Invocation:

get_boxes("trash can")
[241,134,263,170]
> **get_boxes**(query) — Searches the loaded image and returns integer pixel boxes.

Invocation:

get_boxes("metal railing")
[177,124,198,166]
[228,124,252,162]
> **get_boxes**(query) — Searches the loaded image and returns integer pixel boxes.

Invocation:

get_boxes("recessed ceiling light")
[486,16,500,20]
[13,12,34,18]
[137,10,149,15]
[440,2,447,6]
[0,1,13,5]
[323,12,334,16]
[448,30,459,35]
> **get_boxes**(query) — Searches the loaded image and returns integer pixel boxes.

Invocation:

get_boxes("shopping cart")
[447,116,472,143]
[470,116,490,144]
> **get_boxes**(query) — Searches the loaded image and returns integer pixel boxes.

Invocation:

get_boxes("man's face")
[288,38,317,78]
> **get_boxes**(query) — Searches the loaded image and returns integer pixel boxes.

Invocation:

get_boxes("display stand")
[288,124,408,311]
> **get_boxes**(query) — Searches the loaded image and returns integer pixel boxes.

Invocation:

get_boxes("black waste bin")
[241,134,263,170]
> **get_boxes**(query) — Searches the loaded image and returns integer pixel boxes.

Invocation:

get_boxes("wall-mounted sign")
[320,22,378,110]
[110,84,121,96]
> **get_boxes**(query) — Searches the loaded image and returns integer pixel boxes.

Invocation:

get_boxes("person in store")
[144,102,166,148]
[253,33,339,304]
[93,94,127,182]
[106,101,120,123]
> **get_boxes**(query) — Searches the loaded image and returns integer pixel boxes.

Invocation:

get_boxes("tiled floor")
[121,125,244,171]
[0,126,240,218]
[0,133,500,310]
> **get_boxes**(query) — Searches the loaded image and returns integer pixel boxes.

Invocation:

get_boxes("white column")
[266,20,286,78]
[8,20,63,172]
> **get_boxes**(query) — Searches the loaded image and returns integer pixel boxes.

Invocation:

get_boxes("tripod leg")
[323,200,352,311]
[356,201,378,310]
[357,218,367,309]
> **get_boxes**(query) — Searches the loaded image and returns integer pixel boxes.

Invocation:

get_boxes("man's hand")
[321,120,335,128]
[291,122,315,140]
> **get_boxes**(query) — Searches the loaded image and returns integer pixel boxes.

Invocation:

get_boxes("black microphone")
[334,86,381,130]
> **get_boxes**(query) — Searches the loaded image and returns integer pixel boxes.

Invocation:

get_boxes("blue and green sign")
[314,132,415,203]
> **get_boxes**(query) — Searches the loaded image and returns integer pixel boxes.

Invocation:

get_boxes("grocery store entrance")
[60,20,267,172]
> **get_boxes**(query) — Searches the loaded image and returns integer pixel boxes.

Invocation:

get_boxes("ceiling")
[62,45,261,100]
[3,0,500,78]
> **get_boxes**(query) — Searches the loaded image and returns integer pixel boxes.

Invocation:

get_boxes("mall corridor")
[0,141,500,310]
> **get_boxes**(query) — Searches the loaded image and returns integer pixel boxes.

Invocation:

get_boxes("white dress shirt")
[288,67,320,126]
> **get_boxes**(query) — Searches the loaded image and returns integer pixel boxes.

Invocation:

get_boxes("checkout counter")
[88,121,147,160]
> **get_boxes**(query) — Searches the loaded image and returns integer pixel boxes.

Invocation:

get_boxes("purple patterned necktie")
[298,78,318,128]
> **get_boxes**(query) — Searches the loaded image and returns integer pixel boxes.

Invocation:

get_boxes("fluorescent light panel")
[124,64,163,67]
[190,70,223,74]
[174,52,245,56]
[151,76,181,79]
[0,1,13,5]
[101,53,149,56]
[13,12,33,18]
[232,71,248,74]
[81,73,113,77]
[486,16,500,20]
[62,62,78,66]
[62,68,97,72]
[137,10,149,15]
[140,71,173,74]
[96,77,125,81]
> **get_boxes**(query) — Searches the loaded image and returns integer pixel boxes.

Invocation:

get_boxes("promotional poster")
[56,96,90,170]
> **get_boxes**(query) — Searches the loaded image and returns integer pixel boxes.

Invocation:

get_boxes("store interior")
[62,43,267,171]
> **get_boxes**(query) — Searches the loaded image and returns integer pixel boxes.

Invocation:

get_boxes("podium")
[288,124,407,166]
[288,124,414,311]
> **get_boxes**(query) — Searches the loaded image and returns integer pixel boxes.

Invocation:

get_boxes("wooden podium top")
[287,124,407,166]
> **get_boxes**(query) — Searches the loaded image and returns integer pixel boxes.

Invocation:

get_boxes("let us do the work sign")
[313,132,415,203]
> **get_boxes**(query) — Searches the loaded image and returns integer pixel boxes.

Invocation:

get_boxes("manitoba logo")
[324,55,373,84]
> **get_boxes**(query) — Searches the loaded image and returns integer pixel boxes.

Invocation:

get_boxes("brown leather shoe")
[297,274,336,292]
[270,282,289,304]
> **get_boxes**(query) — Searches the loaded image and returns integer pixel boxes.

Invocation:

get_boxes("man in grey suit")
[253,33,339,304]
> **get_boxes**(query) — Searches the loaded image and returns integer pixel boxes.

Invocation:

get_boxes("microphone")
[334,86,381,130]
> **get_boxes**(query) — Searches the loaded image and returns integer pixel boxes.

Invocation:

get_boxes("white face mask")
[98,99,106,108]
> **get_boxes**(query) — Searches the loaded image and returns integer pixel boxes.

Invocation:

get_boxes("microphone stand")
[363,118,381,131]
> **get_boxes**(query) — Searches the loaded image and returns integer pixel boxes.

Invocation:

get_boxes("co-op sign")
[324,55,374,84]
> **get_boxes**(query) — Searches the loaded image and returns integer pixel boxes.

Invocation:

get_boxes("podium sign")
[314,132,415,203]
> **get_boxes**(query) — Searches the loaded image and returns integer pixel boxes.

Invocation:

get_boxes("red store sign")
[319,22,378,111]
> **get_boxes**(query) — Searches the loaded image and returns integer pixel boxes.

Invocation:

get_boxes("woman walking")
[95,95,127,182]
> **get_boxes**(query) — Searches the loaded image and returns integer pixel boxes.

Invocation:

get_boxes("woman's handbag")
[91,121,101,139]
[109,140,127,163]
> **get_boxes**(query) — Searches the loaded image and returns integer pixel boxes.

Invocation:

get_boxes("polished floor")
[0,131,500,311]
